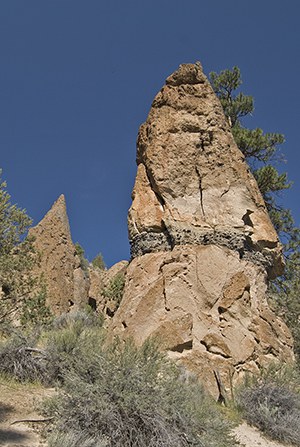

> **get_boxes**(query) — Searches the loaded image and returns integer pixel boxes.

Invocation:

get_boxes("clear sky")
[0,1,299,267]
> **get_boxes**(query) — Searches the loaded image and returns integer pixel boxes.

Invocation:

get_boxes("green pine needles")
[0,170,52,327]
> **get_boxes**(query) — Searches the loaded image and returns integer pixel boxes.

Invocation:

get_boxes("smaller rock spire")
[38,194,70,235]
[29,195,89,315]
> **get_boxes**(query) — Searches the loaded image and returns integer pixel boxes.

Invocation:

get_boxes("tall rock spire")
[112,63,294,397]
[128,63,282,279]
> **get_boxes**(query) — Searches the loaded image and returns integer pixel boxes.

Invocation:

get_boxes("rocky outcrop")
[29,194,128,318]
[112,246,293,397]
[128,63,283,279]
[89,260,128,319]
[29,195,89,315]
[112,63,294,398]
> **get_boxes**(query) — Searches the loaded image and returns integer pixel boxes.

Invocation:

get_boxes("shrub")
[20,284,53,328]
[75,242,89,272]
[0,332,49,383]
[0,309,103,385]
[44,311,104,383]
[270,283,300,360]
[91,253,106,270]
[43,337,236,447]
[101,273,125,309]
[52,309,102,330]
[47,430,109,447]
[237,367,300,445]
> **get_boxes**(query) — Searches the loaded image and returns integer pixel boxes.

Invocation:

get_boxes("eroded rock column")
[112,63,294,397]
[30,195,89,315]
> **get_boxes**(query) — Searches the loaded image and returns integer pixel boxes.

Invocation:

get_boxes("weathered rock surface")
[29,194,128,318]
[29,195,89,315]
[112,63,294,397]
[88,260,128,319]
[112,246,293,397]
[128,63,283,278]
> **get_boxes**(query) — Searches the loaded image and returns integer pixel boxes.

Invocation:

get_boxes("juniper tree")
[0,170,36,323]
[91,253,106,270]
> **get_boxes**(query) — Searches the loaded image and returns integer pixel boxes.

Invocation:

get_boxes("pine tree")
[210,67,299,253]
[210,67,300,356]
[0,170,36,323]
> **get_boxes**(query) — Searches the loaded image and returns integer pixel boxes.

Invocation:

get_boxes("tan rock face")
[29,195,89,315]
[113,63,294,397]
[88,260,128,320]
[128,63,283,278]
[112,246,293,398]
[29,195,128,319]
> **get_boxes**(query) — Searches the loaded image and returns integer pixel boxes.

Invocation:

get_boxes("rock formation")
[128,63,283,277]
[112,63,294,397]
[89,260,128,319]
[30,194,128,318]
[29,195,89,315]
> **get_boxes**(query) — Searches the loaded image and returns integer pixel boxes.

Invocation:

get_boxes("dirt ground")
[232,422,294,447]
[0,378,54,447]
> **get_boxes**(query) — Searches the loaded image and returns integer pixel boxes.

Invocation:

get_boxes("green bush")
[0,309,102,385]
[101,273,125,309]
[270,280,300,360]
[43,337,236,447]
[20,284,53,328]
[237,366,300,445]
[52,309,102,330]
[75,242,89,272]
[44,311,104,383]
[91,253,106,270]
[0,314,237,446]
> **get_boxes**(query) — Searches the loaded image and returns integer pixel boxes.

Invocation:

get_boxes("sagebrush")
[237,366,300,446]
[42,333,236,447]
[0,332,48,383]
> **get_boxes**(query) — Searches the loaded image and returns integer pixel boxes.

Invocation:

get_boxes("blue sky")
[0,1,299,267]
